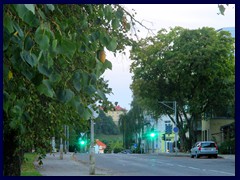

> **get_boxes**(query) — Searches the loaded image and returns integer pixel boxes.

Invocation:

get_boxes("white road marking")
[177,165,186,168]
[209,170,235,176]
[188,166,200,170]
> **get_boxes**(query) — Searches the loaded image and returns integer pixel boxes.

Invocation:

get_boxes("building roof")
[95,139,107,148]
[114,105,127,111]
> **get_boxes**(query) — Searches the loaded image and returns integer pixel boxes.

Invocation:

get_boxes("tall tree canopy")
[3,4,140,175]
[130,27,235,150]
[95,110,120,135]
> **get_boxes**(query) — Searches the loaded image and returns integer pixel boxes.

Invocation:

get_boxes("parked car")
[190,141,218,158]
[120,149,132,154]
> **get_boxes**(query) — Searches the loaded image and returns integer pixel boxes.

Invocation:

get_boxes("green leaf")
[85,85,96,95]
[96,90,107,101]
[24,4,35,14]
[112,18,120,30]
[100,36,109,47]
[3,91,10,112]
[58,39,76,58]
[14,4,39,27]
[103,59,112,70]
[3,29,11,51]
[49,72,61,83]
[24,35,34,51]
[52,39,58,50]
[82,108,92,120]
[46,4,55,12]
[104,5,113,21]
[116,8,124,19]
[12,21,24,38]
[39,35,50,50]
[37,80,54,98]
[56,89,75,103]
[72,72,81,92]
[20,50,38,67]
[81,71,90,88]
[106,37,118,51]
[4,15,14,34]
[38,64,52,77]
[218,5,225,15]
[22,69,34,80]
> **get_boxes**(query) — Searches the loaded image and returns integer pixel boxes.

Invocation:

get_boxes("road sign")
[173,127,179,133]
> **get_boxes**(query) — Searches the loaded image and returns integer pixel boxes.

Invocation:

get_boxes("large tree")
[118,98,144,149]
[130,27,235,151]
[3,4,141,176]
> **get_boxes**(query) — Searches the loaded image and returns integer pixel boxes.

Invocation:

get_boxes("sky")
[102,4,235,110]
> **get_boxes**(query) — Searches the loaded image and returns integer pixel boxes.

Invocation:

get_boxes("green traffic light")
[150,133,156,138]
[80,140,85,145]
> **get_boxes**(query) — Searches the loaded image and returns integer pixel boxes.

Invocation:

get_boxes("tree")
[3,4,140,175]
[130,27,235,151]
[118,98,144,149]
[95,110,120,135]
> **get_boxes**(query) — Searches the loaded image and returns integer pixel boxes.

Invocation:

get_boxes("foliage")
[118,98,144,148]
[95,110,120,135]
[3,4,139,175]
[219,140,235,154]
[130,27,235,150]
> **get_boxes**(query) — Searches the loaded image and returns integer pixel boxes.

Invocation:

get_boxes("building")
[202,118,234,145]
[107,105,127,126]
[95,139,107,154]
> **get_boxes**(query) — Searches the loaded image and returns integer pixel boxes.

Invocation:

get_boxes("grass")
[21,153,42,176]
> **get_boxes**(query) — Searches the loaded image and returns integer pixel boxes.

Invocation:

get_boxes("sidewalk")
[35,152,112,176]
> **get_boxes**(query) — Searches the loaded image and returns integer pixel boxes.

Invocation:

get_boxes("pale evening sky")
[102,4,235,110]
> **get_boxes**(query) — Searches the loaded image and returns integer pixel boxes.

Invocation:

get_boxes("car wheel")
[214,154,218,158]
[191,154,194,158]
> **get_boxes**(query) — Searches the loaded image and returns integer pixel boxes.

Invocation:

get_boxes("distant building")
[107,105,127,126]
[95,139,107,154]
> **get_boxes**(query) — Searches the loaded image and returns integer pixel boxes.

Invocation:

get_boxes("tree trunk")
[3,129,22,176]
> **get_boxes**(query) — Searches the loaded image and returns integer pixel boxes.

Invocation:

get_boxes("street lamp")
[88,105,99,175]
[159,101,178,155]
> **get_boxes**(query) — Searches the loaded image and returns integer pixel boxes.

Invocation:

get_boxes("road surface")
[75,153,235,176]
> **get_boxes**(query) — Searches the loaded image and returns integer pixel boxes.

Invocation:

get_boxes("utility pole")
[160,101,178,155]
[60,138,63,159]
[89,118,95,175]
[88,105,99,175]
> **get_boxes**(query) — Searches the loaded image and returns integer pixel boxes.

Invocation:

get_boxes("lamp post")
[88,105,99,175]
[159,101,178,155]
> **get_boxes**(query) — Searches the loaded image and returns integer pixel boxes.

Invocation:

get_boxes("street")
[75,153,235,176]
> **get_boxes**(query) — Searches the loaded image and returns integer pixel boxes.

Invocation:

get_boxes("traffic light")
[150,132,156,138]
[78,138,86,146]
[162,134,166,140]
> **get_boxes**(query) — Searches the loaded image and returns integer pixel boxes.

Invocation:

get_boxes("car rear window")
[201,142,216,148]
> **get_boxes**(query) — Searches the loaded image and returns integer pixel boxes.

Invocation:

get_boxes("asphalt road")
[75,153,235,176]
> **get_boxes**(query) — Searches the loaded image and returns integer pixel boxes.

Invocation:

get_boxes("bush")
[219,140,235,154]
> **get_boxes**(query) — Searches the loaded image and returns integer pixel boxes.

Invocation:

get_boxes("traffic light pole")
[160,101,178,155]
[174,101,178,156]
[89,118,95,175]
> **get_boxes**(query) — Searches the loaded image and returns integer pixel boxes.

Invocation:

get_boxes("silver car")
[190,141,218,158]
